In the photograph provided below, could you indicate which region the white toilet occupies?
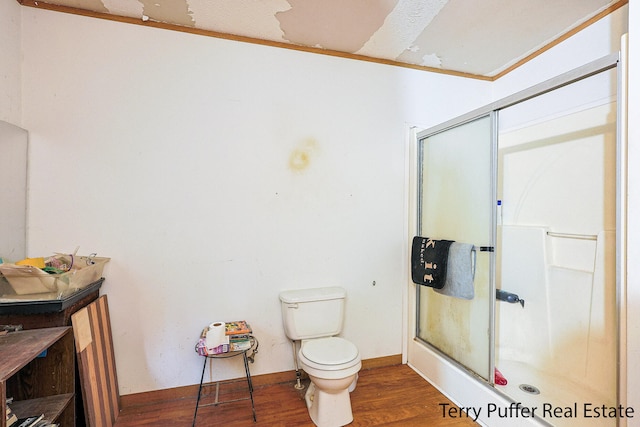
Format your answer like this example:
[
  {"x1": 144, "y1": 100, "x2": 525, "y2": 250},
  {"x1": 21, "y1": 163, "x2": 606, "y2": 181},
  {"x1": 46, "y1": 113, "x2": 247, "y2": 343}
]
[{"x1": 279, "y1": 286, "x2": 362, "y2": 427}]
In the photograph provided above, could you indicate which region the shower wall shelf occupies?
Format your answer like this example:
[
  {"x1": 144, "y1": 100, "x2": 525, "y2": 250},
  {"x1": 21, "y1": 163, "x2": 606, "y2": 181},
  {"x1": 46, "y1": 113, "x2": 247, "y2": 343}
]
[{"x1": 546, "y1": 231, "x2": 598, "y2": 240}]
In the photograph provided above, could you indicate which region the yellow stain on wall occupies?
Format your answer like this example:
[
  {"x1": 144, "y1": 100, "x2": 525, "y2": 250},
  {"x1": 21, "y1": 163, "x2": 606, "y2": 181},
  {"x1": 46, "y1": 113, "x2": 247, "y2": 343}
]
[{"x1": 289, "y1": 138, "x2": 318, "y2": 172}]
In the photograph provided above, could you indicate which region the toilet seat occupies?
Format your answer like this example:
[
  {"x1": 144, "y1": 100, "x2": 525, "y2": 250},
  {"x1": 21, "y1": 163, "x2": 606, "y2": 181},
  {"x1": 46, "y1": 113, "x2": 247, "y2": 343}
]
[{"x1": 299, "y1": 337, "x2": 360, "y2": 371}]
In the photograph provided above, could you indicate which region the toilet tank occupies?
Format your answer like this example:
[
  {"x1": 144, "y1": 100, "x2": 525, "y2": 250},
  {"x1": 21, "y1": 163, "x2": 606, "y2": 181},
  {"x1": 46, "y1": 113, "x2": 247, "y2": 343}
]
[{"x1": 279, "y1": 286, "x2": 346, "y2": 340}]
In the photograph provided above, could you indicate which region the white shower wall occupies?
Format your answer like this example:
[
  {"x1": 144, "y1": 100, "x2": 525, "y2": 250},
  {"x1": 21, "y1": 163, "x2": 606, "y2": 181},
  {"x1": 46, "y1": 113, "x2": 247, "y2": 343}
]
[{"x1": 496, "y1": 101, "x2": 617, "y2": 424}]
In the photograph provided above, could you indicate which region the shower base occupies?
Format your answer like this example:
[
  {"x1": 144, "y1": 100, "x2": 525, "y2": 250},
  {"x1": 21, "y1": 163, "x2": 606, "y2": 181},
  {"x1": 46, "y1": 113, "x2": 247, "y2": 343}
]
[{"x1": 494, "y1": 359, "x2": 616, "y2": 427}]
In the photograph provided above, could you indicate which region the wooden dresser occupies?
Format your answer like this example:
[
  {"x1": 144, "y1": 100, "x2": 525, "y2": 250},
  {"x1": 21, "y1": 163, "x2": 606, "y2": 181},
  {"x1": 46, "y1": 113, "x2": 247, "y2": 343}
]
[{"x1": 1, "y1": 327, "x2": 75, "y2": 427}]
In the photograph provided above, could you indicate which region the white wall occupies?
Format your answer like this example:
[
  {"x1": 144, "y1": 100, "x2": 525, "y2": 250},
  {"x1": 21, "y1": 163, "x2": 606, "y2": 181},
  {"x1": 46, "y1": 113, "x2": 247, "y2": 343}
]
[
  {"x1": 625, "y1": 0, "x2": 640, "y2": 423},
  {"x1": 19, "y1": 8, "x2": 491, "y2": 395},
  {"x1": 0, "y1": 0, "x2": 22, "y2": 125}
]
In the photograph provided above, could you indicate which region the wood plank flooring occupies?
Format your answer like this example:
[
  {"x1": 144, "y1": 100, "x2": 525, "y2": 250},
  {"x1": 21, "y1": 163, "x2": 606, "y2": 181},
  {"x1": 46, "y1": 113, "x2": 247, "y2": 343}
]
[{"x1": 115, "y1": 364, "x2": 478, "y2": 426}]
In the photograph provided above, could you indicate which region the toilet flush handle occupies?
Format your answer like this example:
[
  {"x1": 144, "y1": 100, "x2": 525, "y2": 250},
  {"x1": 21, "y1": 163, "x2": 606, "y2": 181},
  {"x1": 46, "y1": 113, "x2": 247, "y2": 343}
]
[{"x1": 286, "y1": 303, "x2": 299, "y2": 309}]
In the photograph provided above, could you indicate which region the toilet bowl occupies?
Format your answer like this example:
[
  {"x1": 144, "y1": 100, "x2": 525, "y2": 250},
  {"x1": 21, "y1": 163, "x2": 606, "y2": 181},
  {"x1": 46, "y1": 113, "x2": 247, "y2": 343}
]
[
  {"x1": 298, "y1": 337, "x2": 362, "y2": 427},
  {"x1": 279, "y1": 287, "x2": 361, "y2": 426}
]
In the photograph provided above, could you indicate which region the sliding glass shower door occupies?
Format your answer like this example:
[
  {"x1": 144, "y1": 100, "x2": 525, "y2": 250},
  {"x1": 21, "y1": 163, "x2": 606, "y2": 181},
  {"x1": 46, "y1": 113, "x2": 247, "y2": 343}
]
[
  {"x1": 410, "y1": 54, "x2": 620, "y2": 427},
  {"x1": 416, "y1": 115, "x2": 494, "y2": 380}
]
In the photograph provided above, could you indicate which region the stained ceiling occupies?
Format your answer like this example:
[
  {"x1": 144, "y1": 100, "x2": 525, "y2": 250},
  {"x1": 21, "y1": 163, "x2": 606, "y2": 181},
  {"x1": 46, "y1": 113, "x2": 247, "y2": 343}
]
[{"x1": 18, "y1": 0, "x2": 625, "y2": 79}]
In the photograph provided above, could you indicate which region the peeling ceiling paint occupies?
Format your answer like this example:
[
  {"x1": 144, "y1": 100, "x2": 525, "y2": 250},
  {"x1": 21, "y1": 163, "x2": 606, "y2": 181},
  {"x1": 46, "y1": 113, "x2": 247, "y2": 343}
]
[
  {"x1": 101, "y1": 0, "x2": 142, "y2": 18},
  {"x1": 396, "y1": 0, "x2": 617, "y2": 76},
  {"x1": 52, "y1": 0, "x2": 107, "y2": 14},
  {"x1": 356, "y1": 0, "x2": 448, "y2": 61},
  {"x1": 277, "y1": 0, "x2": 398, "y2": 53},
  {"x1": 188, "y1": 0, "x2": 290, "y2": 41},
  {"x1": 18, "y1": 0, "x2": 625, "y2": 78},
  {"x1": 139, "y1": 0, "x2": 194, "y2": 28}
]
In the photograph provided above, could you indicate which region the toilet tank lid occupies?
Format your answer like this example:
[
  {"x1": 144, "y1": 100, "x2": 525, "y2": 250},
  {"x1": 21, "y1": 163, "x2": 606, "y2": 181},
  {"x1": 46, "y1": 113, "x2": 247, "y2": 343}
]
[{"x1": 279, "y1": 286, "x2": 346, "y2": 303}]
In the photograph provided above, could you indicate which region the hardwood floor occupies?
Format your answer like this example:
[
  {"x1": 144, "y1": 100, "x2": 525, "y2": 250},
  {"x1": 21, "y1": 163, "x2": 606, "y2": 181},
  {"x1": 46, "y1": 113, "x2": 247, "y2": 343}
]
[{"x1": 115, "y1": 364, "x2": 478, "y2": 426}]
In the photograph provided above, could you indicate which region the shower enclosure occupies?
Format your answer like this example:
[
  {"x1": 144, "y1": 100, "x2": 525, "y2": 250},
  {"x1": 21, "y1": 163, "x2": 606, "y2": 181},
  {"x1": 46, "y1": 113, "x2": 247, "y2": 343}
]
[{"x1": 409, "y1": 54, "x2": 622, "y2": 427}]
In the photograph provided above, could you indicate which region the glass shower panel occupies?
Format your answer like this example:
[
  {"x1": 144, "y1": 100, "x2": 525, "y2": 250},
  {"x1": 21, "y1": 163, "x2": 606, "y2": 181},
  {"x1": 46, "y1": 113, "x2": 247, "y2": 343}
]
[
  {"x1": 495, "y1": 68, "x2": 617, "y2": 425},
  {"x1": 417, "y1": 115, "x2": 493, "y2": 380}
]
